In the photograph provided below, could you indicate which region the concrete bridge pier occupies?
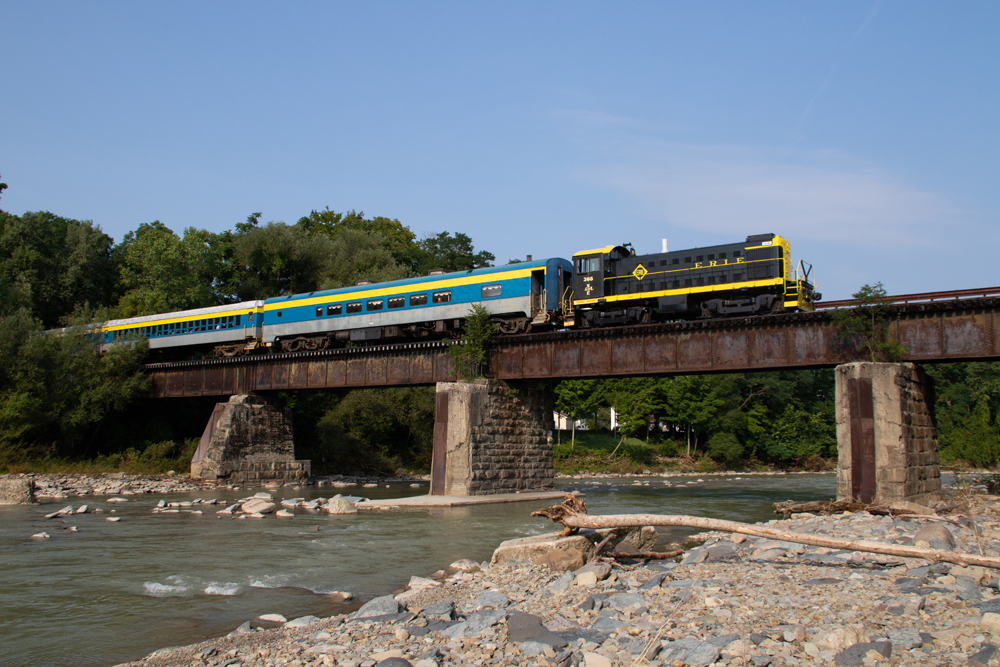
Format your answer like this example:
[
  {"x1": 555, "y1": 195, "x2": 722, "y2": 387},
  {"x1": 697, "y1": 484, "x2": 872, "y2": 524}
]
[
  {"x1": 190, "y1": 394, "x2": 311, "y2": 485},
  {"x1": 835, "y1": 362, "x2": 941, "y2": 505},
  {"x1": 430, "y1": 380, "x2": 554, "y2": 496}
]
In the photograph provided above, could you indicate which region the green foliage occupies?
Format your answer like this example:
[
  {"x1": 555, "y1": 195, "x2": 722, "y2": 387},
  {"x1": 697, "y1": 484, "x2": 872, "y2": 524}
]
[
  {"x1": 553, "y1": 368, "x2": 837, "y2": 467},
  {"x1": 927, "y1": 362, "x2": 1000, "y2": 467},
  {"x1": 312, "y1": 387, "x2": 434, "y2": 474},
  {"x1": 449, "y1": 304, "x2": 497, "y2": 380},
  {"x1": 708, "y1": 432, "x2": 743, "y2": 464},
  {"x1": 831, "y1": 282, "x2": 905, "y2": 362},
  {"x1": 0, "y1": 211, "x2": 116, "y2": 327},
  {"x1": 415, "y1": 231, "x2": 495, "y2": 273},
  {"x1": 0, "y1": 312, "x2": 150, "y2": 468},
  {"x1": 113, "y1": 222, "x2": 221, "y2": 317},
  {"x1": 297, "y1": 208, "x2": 420, "y2": 270}
]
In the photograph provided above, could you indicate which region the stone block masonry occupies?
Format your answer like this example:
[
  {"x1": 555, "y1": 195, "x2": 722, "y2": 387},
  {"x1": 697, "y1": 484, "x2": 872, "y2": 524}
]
[
  {"x1": 835, "y1": 362, "x2": 941, "y2": 505},
  {"x1": 432, "y1": 380, "x2": 553, "y2": 496},
  {"x1": 190, "y1": 395, "x2": 310, "y2": 485}
]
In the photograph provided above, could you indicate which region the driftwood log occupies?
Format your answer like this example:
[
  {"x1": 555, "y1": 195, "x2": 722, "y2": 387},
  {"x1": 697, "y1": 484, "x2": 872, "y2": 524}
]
[
  {"x1": 773, "y1": 500, "x2": 895, "y2": 517},
  {"x1": 533, "y1": 493, "x2": 1000, "y2": 570}
]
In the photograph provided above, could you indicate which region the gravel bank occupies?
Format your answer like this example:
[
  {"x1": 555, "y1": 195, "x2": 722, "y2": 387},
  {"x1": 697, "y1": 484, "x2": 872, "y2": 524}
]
[
  {"x1": 112, "y1": 490, "x2": 1000, "y2": 667},
  {"x1": 1, "y1": 472, "x2": 427, "y2": 500}
]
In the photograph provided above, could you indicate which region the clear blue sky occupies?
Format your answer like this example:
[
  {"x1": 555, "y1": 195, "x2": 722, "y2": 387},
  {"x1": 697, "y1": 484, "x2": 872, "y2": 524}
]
[{"x1": 1, "y1": 1, "x2": 997, "y2": 299}]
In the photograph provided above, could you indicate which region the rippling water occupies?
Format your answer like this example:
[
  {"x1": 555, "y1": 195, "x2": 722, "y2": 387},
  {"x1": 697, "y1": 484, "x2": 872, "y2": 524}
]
[{"x1": 0, "y1": 474, "x2": 838, "y2": 667}]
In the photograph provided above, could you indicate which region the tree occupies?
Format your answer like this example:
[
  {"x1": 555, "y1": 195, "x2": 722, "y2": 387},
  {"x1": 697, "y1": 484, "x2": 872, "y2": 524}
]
[
  {"x1": 415, "y1": 231, "x2": 495, "y2": 274},
  {"x1": 449, "y1": 304, "x2": 497, "y2": 380},
  {"x1": 832, "y1": 282, "x2": 905, "y2": 362},
  {"x1": 0, "y1": 211, "x2": 116, "y2": 327},
  {"x1": 297, "y1": 208, "x2": 420, "y2": 270},
  {"x1": 605, "y1": 378, "x2": 659, "y2": 440},
  {"x1": 113, "y1": 221, "x2": 219, "y2": 317},
  {"x1": 0, "y1": 174, "x2": 7, "y2": 201},
  {"x1": 0, "y1": 311, "x2": 150, "y2": 464},
  {"x1": 554, "y1": 380, "x2": 605, "y2": 449}
]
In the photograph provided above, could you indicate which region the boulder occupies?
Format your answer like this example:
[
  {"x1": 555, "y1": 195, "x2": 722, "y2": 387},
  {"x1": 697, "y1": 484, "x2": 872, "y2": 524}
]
[
  {"x1": 449, "y1": 559, "x2": 481, "y2": 572},
  {"x1": 407, "y1": 576, "x2": 440, "y2": 590},
  {"x1": 533, "y1": 548, "x2": 585, "y2": 572},
  {"x1": 240, "y1": 498, "x2": 275, "y2": 515},
  {"x1": 471, "y1": 591, "x2": 509, "y2": 610},
  {"x1": 507, "y1": 611, "x2": 568, "y2": 647},
  {"x1": 284, "y1": 615, "x2": 321, "y2": 628},
  {"x1": 573, "y1": 561, "x2": 612, "y2": 581},
  {"x1": 913, "y1": 523, "x2": 955, "y2": 549},
  {"x1": 817, "y1": 624, "x2": 868, "y2": 651},
  {"x1": 0, "y1": 478, "x2": 35, "y2": 505},
  {"x1": 327, "y1": 497, "x2": 358, "y2": 515},
  {"x1": 492, "y1": 532, "x2": 596, "y2": 565},
  {"x1": 356, "y1": 595, "x2": 401, "y2": 618}
]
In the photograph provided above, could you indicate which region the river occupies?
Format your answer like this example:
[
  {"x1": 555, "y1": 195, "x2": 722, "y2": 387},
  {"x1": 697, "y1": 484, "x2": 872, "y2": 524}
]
[{"x1": 0, "y1": 473, "x2": 841, "y2": 667}]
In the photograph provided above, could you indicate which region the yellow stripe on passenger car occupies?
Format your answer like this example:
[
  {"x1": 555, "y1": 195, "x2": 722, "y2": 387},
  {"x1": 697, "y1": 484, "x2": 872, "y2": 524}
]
[{"x1": 262, "y1": 267, "x2": 536, "y2": 312}]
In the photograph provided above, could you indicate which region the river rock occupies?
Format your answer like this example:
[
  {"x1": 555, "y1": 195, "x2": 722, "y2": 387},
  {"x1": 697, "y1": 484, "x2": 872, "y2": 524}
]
[
  {"x1": 240, "y1": 498, "x2": 275, "y2": 514},
  {"x1": 833, "y1": 641, "x2": 891, "y2": 666},
  {"x1": 817, "y1": 624, "x2": 868, "y2": 650},
  {"x1": 275, "y1": 510, "x2": 294, "y2": 518},
  {"x1": 914, "y1": 523, "x2": 956, "y2": 548},
  {"x1": 574, "y1": 561, "x2": 612, "y2": 581},
  {"x1": 408, "y1": 576, "x2": 440, "y2": 590},
  {"x1": 284, "y1": 615, "x2": 321, "y2": 627},
  {"x1": 981, "y1": 613, "x2": 1000, "y2": 634},
  {"x1": 327, "y1": 497, "x2": 357, "y2": 514},
  {"x1": 470, "y1": 591, "x2": 509, "y2": 610},
  {"x1": 491, "y1": 532, "x2": 595, "y2": 565},
  {"x1": 449, "y1": 559, "x2": 480, "y2": 572},
  {"x1": 442, "y1": 609, "x2": 505, "y2": 638},
  {"x1": 31, "y1": 532, "x2": 49, "y2": 539},
  {"x1": 374, "y1": 658, "x2": 412, "y2": 667},
  {"x1": 356, "y1": 595, "x2": 401, "y2": 618},
  {"x1": 257, "y1": 613, "x2": 286, "y2": 623},
  {"x1": 532, "y1": 547, "x2": 585, "y2": 571}
]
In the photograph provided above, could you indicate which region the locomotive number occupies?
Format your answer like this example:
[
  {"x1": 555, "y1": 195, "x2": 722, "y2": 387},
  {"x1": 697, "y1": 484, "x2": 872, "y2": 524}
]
[{"x1": 583, "y1": 276, "x2": 593, "y2": 282}]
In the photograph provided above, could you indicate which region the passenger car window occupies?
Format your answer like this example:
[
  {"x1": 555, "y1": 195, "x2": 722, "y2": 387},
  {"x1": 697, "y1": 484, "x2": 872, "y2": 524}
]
[
  {"x1": 432, "y1": 291, "x2": 451, "y2": 303},
  {"x1": 410, "y1": 294, "x2": 428, "y2": 306},
  {"x1": 481, "y1": 284, "x2": 502, "y2": 298}
]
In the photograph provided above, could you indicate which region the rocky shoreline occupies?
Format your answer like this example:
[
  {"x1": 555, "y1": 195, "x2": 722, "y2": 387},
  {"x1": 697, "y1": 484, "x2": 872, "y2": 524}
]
[
  {"x1": 0, "y1": 472, "x2": 427, "y2": 501},
  {"x1": 112, "y1": 486, "x2": 1000, "y2": 667}
]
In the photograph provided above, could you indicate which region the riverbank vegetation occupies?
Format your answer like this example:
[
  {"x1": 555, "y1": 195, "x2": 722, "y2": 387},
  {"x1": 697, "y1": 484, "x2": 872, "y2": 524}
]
[{"x1": 1, "y1": 178, "x2": 999, "y2": 475}]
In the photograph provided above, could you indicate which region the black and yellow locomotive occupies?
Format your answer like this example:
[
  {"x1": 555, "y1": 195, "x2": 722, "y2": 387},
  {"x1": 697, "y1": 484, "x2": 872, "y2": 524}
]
[{"x1": 567, "y1": 233, "x2": 819, "y2": 327}]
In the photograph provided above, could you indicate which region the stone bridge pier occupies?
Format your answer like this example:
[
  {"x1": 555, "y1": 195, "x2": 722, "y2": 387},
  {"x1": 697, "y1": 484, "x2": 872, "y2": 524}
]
[
  {"x1": 190, "y1": 394, "x2": 311, "y2": 485},
  {"x1": 430, "y1": 380, "x2": 554, "y2": 496},
  {"x1": 835, "y1": 362, "x2": 941, "y2": 506}
]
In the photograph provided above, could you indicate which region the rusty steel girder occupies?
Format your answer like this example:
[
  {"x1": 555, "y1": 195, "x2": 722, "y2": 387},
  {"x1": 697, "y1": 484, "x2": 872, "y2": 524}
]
[
  {"x1": 146, "y1": 298, "x2": 1000, "y2": 397},
  {"x1": 494, "y1": 298, "x2": 1000, "y2": 380},
  {"x1": 147, "y1": 342, "x2": 455, "y2": 398}
]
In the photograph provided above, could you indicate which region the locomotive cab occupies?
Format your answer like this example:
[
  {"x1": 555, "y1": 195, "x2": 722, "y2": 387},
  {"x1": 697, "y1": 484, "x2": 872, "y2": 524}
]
[{"x1": 572, "y1": 245, "x2": 630, "y2": 302}]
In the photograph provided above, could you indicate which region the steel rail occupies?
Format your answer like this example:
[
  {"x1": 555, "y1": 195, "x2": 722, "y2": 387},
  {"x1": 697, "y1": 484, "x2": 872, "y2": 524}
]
[{"x1": 816, "y1": 286, "x2": 1000, "y2": 310}]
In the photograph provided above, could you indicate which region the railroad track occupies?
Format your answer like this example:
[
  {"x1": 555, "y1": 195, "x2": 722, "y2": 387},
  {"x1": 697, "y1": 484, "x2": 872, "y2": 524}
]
[
  {"x1": 145, "y1": 287, "x2": 1000, "y2": 370},
  {"x1": 815, "y1": 286, "x2": 1000, "y2": 309}
]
